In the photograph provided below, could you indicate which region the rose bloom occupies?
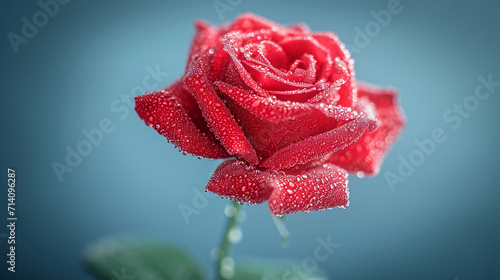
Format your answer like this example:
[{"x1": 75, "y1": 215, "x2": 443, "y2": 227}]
[{"x1": 135, "y1": 13, "x2": 404, "y2": 215}]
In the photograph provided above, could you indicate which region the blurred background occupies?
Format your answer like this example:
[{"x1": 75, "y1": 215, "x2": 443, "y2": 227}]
[{"x1": 1, "y1": 0, "x2": 499, "y2": 279}]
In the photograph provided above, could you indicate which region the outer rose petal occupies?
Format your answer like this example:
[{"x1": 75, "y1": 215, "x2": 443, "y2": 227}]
[
  {"x1": 206, "y1": 160, "x2": 275, "y2": 204},
  {"x1": 206, "y1": 160, "x2": 349, "y2": 215},
  {"x1": 228, "y1": 13, "x2": 280, "y2": 33},
  {"x1": 312, "y1": 33, "x2": 357, "y2": 107},
  {"x1": 222, "y1": 31, "x2": 274, "y2": 96},
  {"x1": 134, "y1": 81, "x2": 229, "y2": 159},
  {"x1": 268, "y1": 163, "x2": 349, "y2": 215},
  {"x1": 216, "y1": 82, "x2": 363, "y2": 160},
  {"x1": 288, "y1": 23, "x2": 310, "y2": 34},
  {"x1": 327, "y1": 83, "x2": 405, "y2": 175},
  {"x1": 184, "y1": 49, "x2": 259, "y2": 165},
  {"x1": 261, "y1": 113, "x2": 377, "y2": 171},
  {"x1": 312, "y1": 33, "x2": 351, "y2": 64},
  {"x1": 185, "y1": 21, "x2": 221, "y2": 73}
]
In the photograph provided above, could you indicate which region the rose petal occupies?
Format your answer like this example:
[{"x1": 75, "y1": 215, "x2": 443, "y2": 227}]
[
  {"x1": 211, "y1": 43, "x2": 231, "y2": 82},
  {"x1": 312, "y1": 33, "x2": 351, "y2": 63},
  {"x1": 327, "y1": 83, "x2": 405, "y2": 175},
  {"x1": 228, "y1": 13, "x2": 308, "y2": 36},
  {"x1": 184, "y1": 50, "x2": 259, "y2": 165},
  {"x1": 279, "y1": 35, "x2": 330, "y2": 65},
  {"x1": 268, "y1": 163, "x2": 349, "y2": 215},
  {"x1": 243, "y1": 53, "x2": 318, "y2": 86},
  {"x1": 288, "y1": 23, "x2": 310, "y2": 34},
  {"x1": 241, "y1": 41, "x2": 288, "y2": 70},
  {"x1": 222, "y1": 31, "x2": 277, "y2": 96},
  {"x1": 216, "y1": 81, "x2": 355, "y2": 123},
  {"x1": 228, "y1": 13, "x2": 281, "y2": 33},
  {"x1": 306, "y1": 83, "x2": 341, "y2": 104},
  {"x1": 223, "y1": 60, "x2": 250, "y2": 89},
  {"x1": 289, "y1": 54, "x2": 317, "y2": 84},
  {"x1": 218, "y1": 90, "x2": 332, "y2": 160},
  {"x1": 336, "y1": 76, "x2": 357, "y2": 108},
  {"x1": 312, "y1": 33, "x2": 356, "y2": 107},
  {"x1": 216, "y1": 82, "x2": 362, "y2": 160},
  {"x1": 269, "y1": 86, "x2": 322, "y2": 103},
  {"x1": 261, "y1": 112, "x2": 377, "y2": 171},
  {"x1": 206, "y1": 160, "x2": 275, "y2": 204},
  {"x1": 242, "y1": 60, "x2": 314, "y2": 90},
  {"x1": 135, "y1": 81, "x2": 229, "y2": 159},
  {"x1": 185, "y1": 21, "x2": 221, "y2": 73}
]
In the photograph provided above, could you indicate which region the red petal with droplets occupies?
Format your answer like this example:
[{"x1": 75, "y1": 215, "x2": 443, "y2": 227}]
[
  {"x1": 135, "y1": 81, "x2": 229, "y2": 159},
  {"x1": 216, "y1": 82, "x2": 362, "y2": 160},
  {"x1": 185, "y1": 21, "x2": 221, "y2": 73},
  {"x1": 242, "y1": 59, "x2": 314, "y2": 90},
  {"x1": 184, "y1": 50, "x2": 259, "y2": 165},
  {"x1": 288, "y1": 23, "x2": 310, "y2": 34},
  {"x1": 279, "y1": 35, "x2": 330, "y2": 65},
  {"x1": 327, "y1": 83, "x2": 405, "y2": 175},
  {"x1": 228, "y1": 13, "x2": 280, "y2": 33},
  {"x1": 268, "y1": 163, "x2": 349, "y2": 215},
  {"x1": 222, "y1": 31, "x2": 275, "y2": 96},
  {"x1": 312, "y1": 33, "x2": 351, "y2": 63},
  {"x1": 206, "y1": 160, "x2": 275, "y2": 204},
  {"x1": 312, "y1": 33, "x2": 356, "y2": 107},
  {"x1": 216, "y1": 81, "x2": 360, "y2": 123},
  {"x1": 261, "y1": 112, "x2": 377, "y2": 171},
  {"x1": 244, "y1": 41, "x2": 288, "y2": 70}
]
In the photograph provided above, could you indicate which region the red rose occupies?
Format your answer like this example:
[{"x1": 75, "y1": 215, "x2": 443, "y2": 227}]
[{"x1": 135, "y1": 13, "x2": 404, "y2": 215}]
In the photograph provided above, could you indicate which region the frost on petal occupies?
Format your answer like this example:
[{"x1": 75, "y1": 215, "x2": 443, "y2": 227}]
[
  {"x1": 134, "y1": 81, "x2": 229, "y2": 159},
  {"x1": 327, "y1": 83, "x2": 405, "y2": 175},
  {"x1": 184, "y1": 50, "x2": 259, "y2": 165},
  {"x1": 206, "y1": 160, "x2": 275, "y2": 204},
  {"x1": 261, "y1": 113, "x2": 377, "y2": 171},
  {"x1": 268, "y1": 163, "x2": 349, "y2": 215}
]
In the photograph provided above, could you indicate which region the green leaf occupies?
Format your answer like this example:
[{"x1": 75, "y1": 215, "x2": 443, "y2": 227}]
[
  {"x1": 234, "y1": 258, "x2": 330, "y2": 280},
  {"x1": 83, "y1": 235, "x2": 205, "y2": 280}
]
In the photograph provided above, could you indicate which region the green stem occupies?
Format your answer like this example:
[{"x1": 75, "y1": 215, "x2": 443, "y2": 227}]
[
  {"x1": 271, "y1": 215, "x2": 290, "y2": 247},
  {"x1": 216, "y1": 200, "x2": 241, "y2": 280}
]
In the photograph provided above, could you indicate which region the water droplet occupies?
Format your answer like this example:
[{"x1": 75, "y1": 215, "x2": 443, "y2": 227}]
[
  {"x1": 220, "y1": 257, "x2": 235, "y2": 279},
  {"x1": 224, "y1": 205, "x2": 237, "y2": 217},
  {"x1": 228, "y1": 227, "x2": 243, "y2": 244}
]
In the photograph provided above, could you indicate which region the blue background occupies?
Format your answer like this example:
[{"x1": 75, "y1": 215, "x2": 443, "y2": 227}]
[{"x1": 1, "y1": 0, "x2": 499, "y2": 279}]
